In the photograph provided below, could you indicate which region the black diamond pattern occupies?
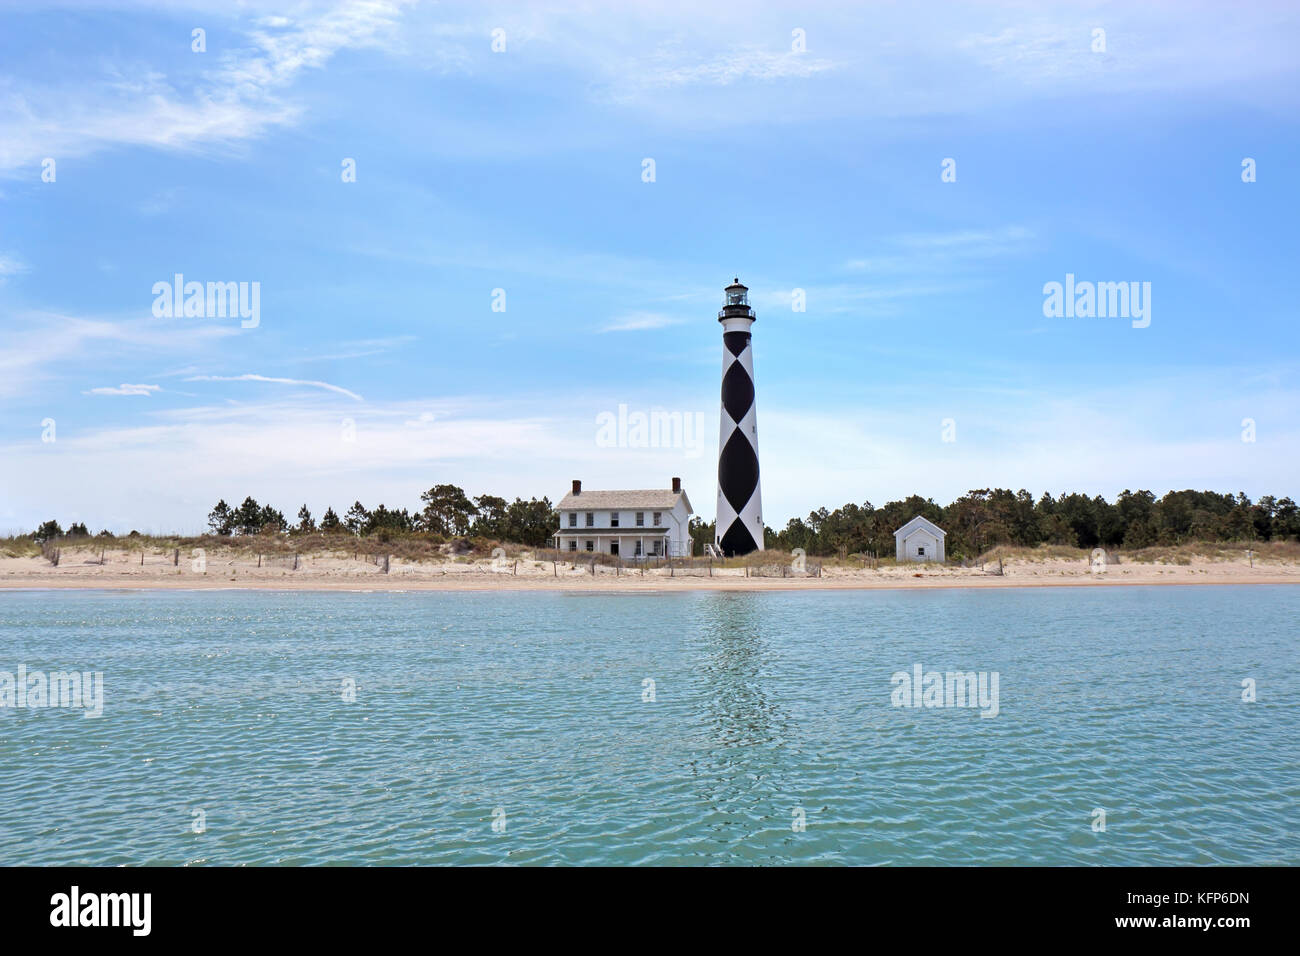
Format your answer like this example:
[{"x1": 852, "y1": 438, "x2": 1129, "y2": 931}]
[
  {"x1": 720, "y1": 360, "x2": 754, "y2": 424},
  {"x1": 718, "y1": 429, "x2": 759, "y2": 514},
  {"x1": 724, "y1": 331, "x2": 750, "y2": 357},
  {"x1": 719, "y1": 519, "x2": 758, "y2": 556}
]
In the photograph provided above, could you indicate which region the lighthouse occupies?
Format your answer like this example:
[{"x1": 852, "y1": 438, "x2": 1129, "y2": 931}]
[{"x1": 715, "y1": 278, "x2": 764, "y2": 556}]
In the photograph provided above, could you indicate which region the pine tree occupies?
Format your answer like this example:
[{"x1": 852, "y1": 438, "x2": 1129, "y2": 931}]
[
  {"x1": 207, "y1": 499, "x2": 234, "y2": 536},
  {"x1": 296, "y1": 505, "x2": 316, "y2": 533},
  {"x1": 258, "y1": 504, "x2": 287, "y2": 533},
  {"x1": 343, "y1": 501, "x2": 369, "y2": 536},
  {"x1": 235, "y1": 497, "x2": 262, "y2": 535}
]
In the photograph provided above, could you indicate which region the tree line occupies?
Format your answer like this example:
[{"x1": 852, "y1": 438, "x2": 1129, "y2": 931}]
[
  {"x1": 25, "y1": 486, "x2": 1299, "y2": 558},
  {"x1": 762, "y1": 488, "x2": 1300, "y2": 559},
  {"x1": 203, "y1": 484, "x2": 558, "y2": 547}
]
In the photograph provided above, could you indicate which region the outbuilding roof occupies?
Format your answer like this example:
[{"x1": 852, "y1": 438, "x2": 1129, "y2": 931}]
[{"x1": 894, "y1": 514, "x2": 946, "y2": 539}]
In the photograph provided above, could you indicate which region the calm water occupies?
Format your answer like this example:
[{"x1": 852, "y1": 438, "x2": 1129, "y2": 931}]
[{"x1": 1, "y1": 586, "x2": 1296, "y2": 866}]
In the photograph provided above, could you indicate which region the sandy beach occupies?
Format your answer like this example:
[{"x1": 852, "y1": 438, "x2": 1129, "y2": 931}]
[{"x1": 2, "y1": 543, "x2": 1296, "y2": 591}]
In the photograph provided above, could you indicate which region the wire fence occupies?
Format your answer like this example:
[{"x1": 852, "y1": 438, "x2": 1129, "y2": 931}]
[{"x1": 528, "y1": 550, "x2": 823, "y2": 578}]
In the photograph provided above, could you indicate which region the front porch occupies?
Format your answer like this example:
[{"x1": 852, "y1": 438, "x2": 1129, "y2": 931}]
[{"x1": 552, "y1": 529, "x2": 685, "y2": 559}]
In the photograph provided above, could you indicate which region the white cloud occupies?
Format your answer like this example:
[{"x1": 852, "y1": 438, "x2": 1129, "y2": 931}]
[
  {"x1": 635, "y1": 48, "x2": 837, "y2": 90},
  {"x1": 0, "y1": 254, "x2": 28, "y2": 278},
  {"x1": 0, "y1": 394, "x2": 601, "y2": 532},
  {"x1": 600, "y1": 312, "x2": 684, "y2": 333},
  {"x1": 845, "y1": 227, "x2": 1036, "y2": 274},
  {"x1": 290, "y1": 335, "x2": 418, "y2": 363},
  {"x1": 184, "y1": 374, "x2": 364, "y2": 401},
  {"x1": 0, "y1": 0, "x2": 415, "y2": 173},
  {"x1": 3, "y1": 370, "x2": 1296, "y2": 535},
  {"x1": 892, "y1": 227, "x2": 1036, "y2": 250},
  {"x1": 3, "y1": 0, "x2": 1295, "y2": 177},
  {"x1": 0, "y1": 310, "x2": 239, "y2": 398},
  {"x1": 84, "y1": 383, "x2": 162, "y2": 396},
  {"x1": 451, "y1": 1, "x2": 1299, "y2": 126}
]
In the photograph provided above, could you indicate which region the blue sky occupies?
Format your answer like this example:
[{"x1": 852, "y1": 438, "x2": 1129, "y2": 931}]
[{"x1": 1, "y1": 0, "x2": 1297, "y2": 534}]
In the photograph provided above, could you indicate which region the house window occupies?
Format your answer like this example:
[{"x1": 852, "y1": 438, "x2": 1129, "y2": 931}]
[
  {"x1": 568, "y1": 513, "x2": 577, "y2": 527},
  {"x1": 917, "y1": 546, "x2": 926, "y2": 556},
  {"x1": 585, "y1": 540, "x2": 594, "y2": 552},
  {"x1": 585, "y1": 512, "x2": 593, "y2": 527},
  {"x1": 636, "y1": 512, "x2": 644, "y2": 527},
  {"x1": 568, "y1": 540, "x2": 577, "y2": 551},
  {"x1": 652, "y1": 512, "x2": 661, "y2": 526},
  {"x1": 611, "y1": 513, "x2": 619, "y2": 527},
  {"x1": 635, "y1": 541, "x2": 642, "y2": 556},
  {"x1": 652, "y1": 540, "x2": 662, "y2": 555}
]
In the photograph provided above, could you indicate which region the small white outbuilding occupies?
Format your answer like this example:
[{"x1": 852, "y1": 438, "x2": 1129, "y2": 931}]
[{"x1": 894, "y1": 515, "x2": 946, "y2": 563}]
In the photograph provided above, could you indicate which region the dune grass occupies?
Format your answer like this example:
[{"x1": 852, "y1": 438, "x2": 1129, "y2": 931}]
[{"x1": 4, "y1": 533, "x2": 1296, "y2": 568}]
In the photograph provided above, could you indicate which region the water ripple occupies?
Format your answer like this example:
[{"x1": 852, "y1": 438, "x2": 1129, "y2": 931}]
[{"x1": 0, "y1": 586, "x2": 1296, "y2": 865}]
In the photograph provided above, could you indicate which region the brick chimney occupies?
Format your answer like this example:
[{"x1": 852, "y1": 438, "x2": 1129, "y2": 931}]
[
  {"x1": 572, "y1": 479, "x2": 582, "y2": 495},
  {"x1": 671, "y1": 477, "x2": 681, "y2": 494}
]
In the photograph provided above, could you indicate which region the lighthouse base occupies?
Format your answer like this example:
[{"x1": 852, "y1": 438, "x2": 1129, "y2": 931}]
[{"x1": 718, "y1": 520, "x2": 761, "y2": 557}]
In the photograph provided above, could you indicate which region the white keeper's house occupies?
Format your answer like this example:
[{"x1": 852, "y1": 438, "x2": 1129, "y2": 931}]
[
  {"x1": 894, "y1": 515, "x2": 946, "y2": 563},
  {"x1": 553, "y1": 478, "x2": 694, "y2": 558}
]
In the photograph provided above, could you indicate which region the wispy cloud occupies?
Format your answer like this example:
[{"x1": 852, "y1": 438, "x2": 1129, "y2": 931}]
[
  {"x1": 600, "y1": 312, "x2": 684, "y2": 333},
  {"x1": 184, "y1": 373, "x2": 363, "y2": 401},
  {"x1": 4, "y1": 372, "x2": 1297, "y2": 534},
  {"x1": 0, "y1": 0, "x2": 415, "y2": 173},
  {"x1": 636, "y1": 48, "x2": 837, "y2": 90},
  {"x1": 892, "y1": 227, "x2": 1035, "y2": 250},
  {"x1": 84, "y1": 383, "x2": 161, "y2": 396},
  {"x1": 0, "y1": 310, "x2": 238, "y2": 399},
  {"x1": 138, "y1": 188, "x2": 181, "y2": 217},
  {"x1": 845, "y1": 227, "x2": 1036, "y2": 273},
  {"x1": 289, "y1": 335, "x2": 417, "y2": 363}
]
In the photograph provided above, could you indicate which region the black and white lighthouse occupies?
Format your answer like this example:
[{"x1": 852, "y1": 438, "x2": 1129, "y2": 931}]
[{"x1": 715, "y1": 278, "x2": 764, "y2": 556}]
